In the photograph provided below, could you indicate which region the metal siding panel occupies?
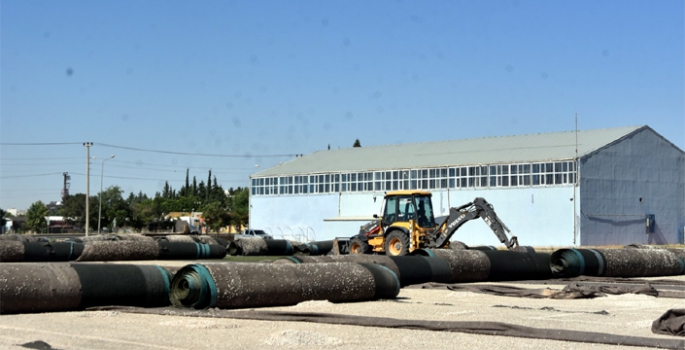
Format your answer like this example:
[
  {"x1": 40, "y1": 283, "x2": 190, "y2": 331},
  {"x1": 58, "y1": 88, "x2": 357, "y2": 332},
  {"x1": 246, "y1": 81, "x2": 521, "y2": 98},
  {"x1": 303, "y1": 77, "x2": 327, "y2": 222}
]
[{"x1": 580, "y1": 128, "x2": 685, "y2": 245}]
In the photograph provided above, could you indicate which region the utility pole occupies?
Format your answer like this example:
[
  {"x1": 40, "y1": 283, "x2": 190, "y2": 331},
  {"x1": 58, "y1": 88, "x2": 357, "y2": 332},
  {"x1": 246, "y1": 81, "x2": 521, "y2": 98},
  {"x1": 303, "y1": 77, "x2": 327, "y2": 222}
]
[
  {"x1": 83, "y1": 142, "x2": 93, "y2": 236},
  {"x1": 573, "y1": 112, "x2": 578, "y2": 246}
]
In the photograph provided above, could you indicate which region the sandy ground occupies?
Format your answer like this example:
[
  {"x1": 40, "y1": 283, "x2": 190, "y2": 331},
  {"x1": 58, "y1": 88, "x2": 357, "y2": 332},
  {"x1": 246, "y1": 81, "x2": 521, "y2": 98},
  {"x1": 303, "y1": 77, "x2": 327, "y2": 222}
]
[{"x1": 0, "y1": 261, "x2": 683, "y2": 350}]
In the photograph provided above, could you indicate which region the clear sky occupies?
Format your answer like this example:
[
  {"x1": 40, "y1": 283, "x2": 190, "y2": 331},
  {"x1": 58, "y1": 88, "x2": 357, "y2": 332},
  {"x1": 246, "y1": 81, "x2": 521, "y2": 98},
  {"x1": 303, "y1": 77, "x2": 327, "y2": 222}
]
[{"x1": 1, "y1": 0, "x2": 683, "y2": 210}]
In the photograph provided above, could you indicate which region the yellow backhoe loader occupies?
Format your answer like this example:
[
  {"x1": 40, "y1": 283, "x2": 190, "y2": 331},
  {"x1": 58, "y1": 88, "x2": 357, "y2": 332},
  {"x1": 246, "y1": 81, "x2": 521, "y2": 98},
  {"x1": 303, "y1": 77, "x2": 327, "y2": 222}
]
[{"x1": 349, "y1": 190, "x2": 520, "y2": 256}]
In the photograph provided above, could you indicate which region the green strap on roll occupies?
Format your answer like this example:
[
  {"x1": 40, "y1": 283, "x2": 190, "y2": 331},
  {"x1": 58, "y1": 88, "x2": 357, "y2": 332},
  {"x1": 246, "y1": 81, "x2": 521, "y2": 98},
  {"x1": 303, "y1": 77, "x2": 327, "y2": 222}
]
[{"x1": 170, "y1": 264, "x2": 218, "y2": 309}]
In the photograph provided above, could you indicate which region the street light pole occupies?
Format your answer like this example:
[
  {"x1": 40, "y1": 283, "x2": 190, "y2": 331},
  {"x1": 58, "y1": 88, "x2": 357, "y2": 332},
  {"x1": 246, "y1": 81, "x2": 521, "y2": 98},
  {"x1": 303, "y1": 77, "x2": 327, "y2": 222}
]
[
  {"x1": 98, "y1": 155, "x2": 115, "y2": 234},
  {"x1": 83, "y1": 142, "x2": 93, "y2": 236}
]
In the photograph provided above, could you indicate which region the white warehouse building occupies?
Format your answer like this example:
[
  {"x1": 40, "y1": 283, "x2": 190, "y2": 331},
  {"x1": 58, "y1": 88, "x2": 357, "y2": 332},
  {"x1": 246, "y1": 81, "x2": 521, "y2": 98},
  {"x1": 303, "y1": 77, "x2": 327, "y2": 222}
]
[{"x1": 250, "y1": 125, "x2": 685, "y2": 247}]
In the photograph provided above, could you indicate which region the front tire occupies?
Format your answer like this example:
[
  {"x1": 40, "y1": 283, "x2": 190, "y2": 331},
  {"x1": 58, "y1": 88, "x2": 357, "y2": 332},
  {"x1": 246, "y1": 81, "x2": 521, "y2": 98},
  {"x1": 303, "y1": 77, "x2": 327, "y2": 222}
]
[
  {"x1": 384, "y1": 231, "x2": 410, "y2": 256},
  {"x1": 349, "y1": 237, "x2": 371, "y2": 254}
]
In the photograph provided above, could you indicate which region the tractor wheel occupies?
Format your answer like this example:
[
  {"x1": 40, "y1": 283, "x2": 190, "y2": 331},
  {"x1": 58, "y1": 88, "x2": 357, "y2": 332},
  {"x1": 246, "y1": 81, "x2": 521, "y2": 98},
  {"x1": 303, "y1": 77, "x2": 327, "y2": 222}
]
[
  {"x1": 384, "y1": 231, "x2": 410, "y2": 256},
  {"x1": 349, "y1": 237, "x2": 371, "y2": 254}
]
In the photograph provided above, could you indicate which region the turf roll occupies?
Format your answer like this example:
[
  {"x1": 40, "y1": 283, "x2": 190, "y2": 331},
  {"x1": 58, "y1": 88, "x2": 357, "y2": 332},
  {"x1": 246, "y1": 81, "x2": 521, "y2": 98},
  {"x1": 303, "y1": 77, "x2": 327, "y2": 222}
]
[
  {"x1": 0, "y1": 263, "x2": 81, "y2": 314},
  {"x1": 22, "y1": 241, "x2": 84, "y2": 262},
  {"x1": 228, "y1": 238, "x2": 296, "y2": 256},
  {"x1": 624, "y1": 245, "x2": 685, "y2": 266},
  {"x1": 199, "y1": 236, "x2": 229, "y2": 246},
  {"x1": 162, "y1": 235, "x2": 200, "y2": 243},
  {"x1": 551, "y1": 248, "x2": 684, "y2": 278},
  {"x1": 79, "y1": 235, "x2": 121, "y2": 242},
  {"x1": 277, "y1": 255, "x2": 402, "y2": 279},
  {"x1": 550, "y1": 249, "x2": 605, "y2": 278},
  {"x1": 71, "y1": 263, "x2": 173, "y2": 308},
  {"x1": 0, "y1": 240, "x2": 25, "y2": 262},
  {"x1": 170, "y1": 262, "x2": 400, "y2": 310},
  {"x1": 158, "y1": 240, "x2": 226, "y2": 260},
  {"x1": 357, "y1": 263, "x2": 401, "y2": 299},
  {"x1": 481, "y1": 250, "x2": 553, "y2": 281},
  {"x1": 387, "y1": 255, "x2": 453, "y2": 286},
  {"x1": 414, "y1": 249, "x2": 491, "y2": 282},
  {"x1": 228, "y1": 238, "x2": 266, "y2": 256},
  {"x1": 276, "y1": 254, "x2": 452, "y2": 287},
  {"x1": 264, "y1": 239, "x2": 294, "y2": 255},
  {"x1": 76, "y1": 240, "x2": 159, "y2": 261},
  {"x1": 597, "y1": 249, "x2": 684, "y2": 277},
  {"x1": 295, "y1": 240, "x2": 335, "y2": 256}
]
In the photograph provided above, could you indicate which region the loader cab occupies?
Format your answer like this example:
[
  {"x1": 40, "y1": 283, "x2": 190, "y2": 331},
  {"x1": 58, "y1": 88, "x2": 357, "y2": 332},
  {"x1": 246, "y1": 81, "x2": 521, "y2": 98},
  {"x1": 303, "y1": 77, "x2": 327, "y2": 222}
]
[{"x1": 381, "y1": 190, "x2": 436, "y2": 228}]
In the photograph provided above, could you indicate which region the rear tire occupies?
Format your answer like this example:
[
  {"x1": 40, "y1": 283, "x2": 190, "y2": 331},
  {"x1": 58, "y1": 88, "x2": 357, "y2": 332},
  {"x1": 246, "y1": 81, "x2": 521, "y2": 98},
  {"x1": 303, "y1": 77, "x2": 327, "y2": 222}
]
[
  {"x1": 384, "y1": 231, "x2": 410, "y2": 256},
  {"x1": 349, "y1": 237, "x2": 371, "y2": 254}
]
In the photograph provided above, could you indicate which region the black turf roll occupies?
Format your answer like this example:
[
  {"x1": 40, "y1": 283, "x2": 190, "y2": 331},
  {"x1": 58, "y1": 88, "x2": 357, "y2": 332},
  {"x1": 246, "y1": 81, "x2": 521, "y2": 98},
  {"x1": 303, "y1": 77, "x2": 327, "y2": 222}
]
[
  {"x1": 358, "y1": 263, "x2": 401, "y2": 299},
  {"x1": 22, "y1": 242, "x2": 84, "y2": 261},
  {"x1": 482, "y1": 251, "x2": 553, "y2": 281},
  {"x1": 550, "y1": 249, "x2": 605, "y2": 278},
  {"x1": 264, "y1": 239, "x2": 294, "y2": 255},
  {"x1": 71, "y1": 264, "x2": 172, "y2": 308},
  {"x1": 309, "y1": 240, "x2": 335, "y2": 255},
  {"x1": 387, "y1": 256, "x2": 438, "y2": 286},
  {"x1": 163, "y1": 241, "x2": 195, "y2": 259},
  {"x1": 214, "y1": 237, "x2": 230, "y2": 246},
  {"x1": 207, "y1": 243, "x2": 228, "y2": 259}
]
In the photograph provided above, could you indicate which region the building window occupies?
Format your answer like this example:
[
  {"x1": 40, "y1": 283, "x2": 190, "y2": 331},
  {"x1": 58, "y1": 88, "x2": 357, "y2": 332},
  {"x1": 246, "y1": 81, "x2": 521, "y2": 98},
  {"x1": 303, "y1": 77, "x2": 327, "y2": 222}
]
[
  {"x1": 489, "y1": 165, "x2": 509, "y2": 187},
  {"x1": 250, "y1": 159, "x2": 577, "y2": 195}
]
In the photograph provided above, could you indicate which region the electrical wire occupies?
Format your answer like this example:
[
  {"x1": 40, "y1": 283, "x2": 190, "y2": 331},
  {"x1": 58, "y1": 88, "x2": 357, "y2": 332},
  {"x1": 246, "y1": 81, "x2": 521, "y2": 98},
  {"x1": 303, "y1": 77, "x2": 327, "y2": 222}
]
[
  {"x1": 105, "y1": 163, "x2": 254, "y2": 174},
  {"x1": 0, "y1": 142, "x2": 84, "y2": 145},
  {"x1": 110, "y1": 159, "x2": 255, "y2": 170},
  {"x1": 0, "y1": 157, "x2": 82, "y2": 160},
  {"x1": 66, "y1": 172, "x2": 248, "y2": 184},
  {"x1": 97, "y1": 143, "x2": 296, "y2": 158},
  {"x1": 0, "y1": 172, "x2": 65, "y2": 179}
]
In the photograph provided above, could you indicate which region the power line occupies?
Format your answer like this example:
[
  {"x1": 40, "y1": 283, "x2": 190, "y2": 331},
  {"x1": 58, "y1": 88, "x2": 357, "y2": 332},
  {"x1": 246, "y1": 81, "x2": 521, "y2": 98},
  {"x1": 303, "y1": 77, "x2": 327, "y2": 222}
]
[
  {"x1": 96, "y1": 143, "x2": 295, "y2": 158},
  {"x1": 106, "y1": 163, "x2": 255, "y2": 174},
  {"x1": 67, "y1": 172, "x2": 248, "y2": 184},
  {"x1": 0, "y1": 157, "x2": 82, "y2": 160},
  {"x1": 110, "y1": 159, "x2": 255, "y2": 170},
  {"x1": 0, "y1": 162, "x2": 84, "y2": 166},
  {"x1": 0, "y1": 142, "x2": 84, "y2": 146},
  {"x1": 0, "y1": 141, "x2": 299, "y2": 158},
  {"x1": 0, "y1": 172, "x2": 64, "y2": 179}
]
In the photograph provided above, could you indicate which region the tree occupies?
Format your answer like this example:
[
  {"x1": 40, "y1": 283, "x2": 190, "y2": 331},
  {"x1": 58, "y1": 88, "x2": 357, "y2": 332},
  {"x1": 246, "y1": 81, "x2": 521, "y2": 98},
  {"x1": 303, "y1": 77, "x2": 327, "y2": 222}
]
[
  {"x1": 0, "y1": 208, "x2": 7, "y2": 233},
  {"x1": 203, "y1": 202, "x2": 228, "y2": 233},
  {"x1": 129, "y1": 199, "x2": 157, "y2": 232},
  {"x1": 26, "y1": 201, "x2": 49, "y2": 233},
  {"x1": 210, "y1": 176, "x2": 226, "y2": 205},
  {"x1": 197, "y1": 180, "x2": 206, "y2": 203},
  {"x1": 232, "y1": 187, "x2": 250, "y2": 228},
  {"x1": 206, "y1": 170, "x2": 212, "y2": 201},
  {"x1": 353, "y1": 139, "x2": 361, "y2": 147},
  {"x1": 162, "y1": 181, "x2": 173, "y2": 199},
  {"x1": 60, "y1": 193, "x2": 87, "y2": 231},
  {"x1": 97, "y1": 186, "x2": 129, "y2": 233}
]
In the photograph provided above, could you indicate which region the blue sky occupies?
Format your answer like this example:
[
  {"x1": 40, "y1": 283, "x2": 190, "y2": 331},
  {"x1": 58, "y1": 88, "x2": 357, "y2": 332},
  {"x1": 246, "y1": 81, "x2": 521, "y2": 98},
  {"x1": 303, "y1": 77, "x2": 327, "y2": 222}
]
[{"x1": 1, "y1": 0, "x2": 683, "y2": 210}]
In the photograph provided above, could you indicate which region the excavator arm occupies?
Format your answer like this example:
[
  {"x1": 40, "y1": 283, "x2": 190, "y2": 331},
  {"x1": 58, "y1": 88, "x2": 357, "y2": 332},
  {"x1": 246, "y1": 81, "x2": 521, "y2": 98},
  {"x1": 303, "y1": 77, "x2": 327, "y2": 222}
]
[{"x1": 427, "y1": 197, "x2": 519, "y2": 250}]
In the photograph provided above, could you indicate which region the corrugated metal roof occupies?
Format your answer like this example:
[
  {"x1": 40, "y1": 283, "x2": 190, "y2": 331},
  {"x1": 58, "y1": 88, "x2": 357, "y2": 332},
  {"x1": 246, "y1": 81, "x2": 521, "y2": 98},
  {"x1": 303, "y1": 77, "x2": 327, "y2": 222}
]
[{"x1": 253, "y1": 125, "x2": 647, "y2": 177}]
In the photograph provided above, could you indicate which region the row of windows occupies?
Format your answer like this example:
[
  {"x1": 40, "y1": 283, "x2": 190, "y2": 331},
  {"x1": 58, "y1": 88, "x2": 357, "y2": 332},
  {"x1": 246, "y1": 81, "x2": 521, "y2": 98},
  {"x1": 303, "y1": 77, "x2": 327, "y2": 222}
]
[{"x1": 251, "y1": 161, "x2": 577, "y2": 195}]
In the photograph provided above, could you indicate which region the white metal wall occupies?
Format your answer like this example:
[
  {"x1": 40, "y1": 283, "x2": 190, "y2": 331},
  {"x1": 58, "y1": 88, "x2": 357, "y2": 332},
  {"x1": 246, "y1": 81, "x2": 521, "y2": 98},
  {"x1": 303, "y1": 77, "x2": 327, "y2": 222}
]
[{"x1": 251, "y1": 185, "x2": 577, "y2": 247}]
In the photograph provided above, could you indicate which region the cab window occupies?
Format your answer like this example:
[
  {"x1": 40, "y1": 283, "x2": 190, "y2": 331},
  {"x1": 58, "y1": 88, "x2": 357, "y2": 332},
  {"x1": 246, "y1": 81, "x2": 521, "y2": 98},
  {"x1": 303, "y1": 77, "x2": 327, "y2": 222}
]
[
  {"x1": 398, "y1": 196, "x2": 414, "y2": 222},
  {"x1": 383, "y1": 196, "x2": 398, "y2": 223},
  {"x1": 415, "y1": 195, "x2": 436, "y2": 228}
]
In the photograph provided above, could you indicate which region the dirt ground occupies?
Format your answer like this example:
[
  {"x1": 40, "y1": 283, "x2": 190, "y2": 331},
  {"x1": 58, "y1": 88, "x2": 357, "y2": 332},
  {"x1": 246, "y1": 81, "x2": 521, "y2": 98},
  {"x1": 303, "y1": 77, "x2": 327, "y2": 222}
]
[{"x1": 0, "y1": 261, "x2": 683, "y2": 350}]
